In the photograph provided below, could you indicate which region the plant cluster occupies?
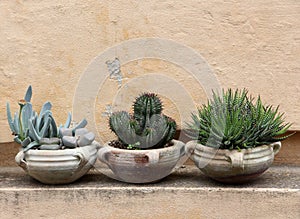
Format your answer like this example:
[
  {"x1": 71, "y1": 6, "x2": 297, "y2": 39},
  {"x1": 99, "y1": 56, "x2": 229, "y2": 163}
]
[
  {"x1": 187, "y1": 89, "x2": 294, "y2": 150},
  {"x1": 109, "y1": 93, "x2": 177, "y2": 149},
  {"x1": 7, "y1": 86, "x2": 92, "y2": 151}
]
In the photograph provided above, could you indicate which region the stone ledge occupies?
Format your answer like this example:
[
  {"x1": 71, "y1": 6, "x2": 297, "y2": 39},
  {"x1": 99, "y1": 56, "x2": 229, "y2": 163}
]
[
  {"x1": 0, "y1": 165, "x2": 299, "y2": 189},
  {"x1": 0, "y1": 165, "x2": 299, "y2": 219}
]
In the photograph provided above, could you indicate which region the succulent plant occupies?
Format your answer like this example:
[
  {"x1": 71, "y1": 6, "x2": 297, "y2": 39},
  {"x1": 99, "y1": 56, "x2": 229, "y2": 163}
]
[
  {"x1": 22, "y1": 105, "x2": 67, "y2": 152},
  {"x1": 7, "y1": 86, "x2": 34, "y2": 144},
  {"x1": 186, "y1": 88, "x2": 294, "y2": 150},
  {"x1": 109, "y1": 93, "x2": 177, "y2": 149},
  {"x1": 7, "y1": 86, "x2": 95, "y2": 152}
]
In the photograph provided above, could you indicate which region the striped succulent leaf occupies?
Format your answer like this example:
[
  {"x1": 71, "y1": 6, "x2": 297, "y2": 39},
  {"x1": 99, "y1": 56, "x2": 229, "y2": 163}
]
[{"x1": 186, "y1": 89, "x2": 294, "y2": 150}]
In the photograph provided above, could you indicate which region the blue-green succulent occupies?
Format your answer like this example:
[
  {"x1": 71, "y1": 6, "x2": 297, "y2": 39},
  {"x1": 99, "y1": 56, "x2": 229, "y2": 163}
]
[
  {"x1": 7, "y1": 86, "x2": 34, "y2": 145},
  {"x1": 7, "y1": 86, "x2": 93, "y2": 152}
]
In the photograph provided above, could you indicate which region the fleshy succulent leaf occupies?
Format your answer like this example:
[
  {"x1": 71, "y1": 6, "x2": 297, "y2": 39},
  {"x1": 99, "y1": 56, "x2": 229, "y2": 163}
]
[
  {"x1": 24, "y1": 85, "x2": 32, "y2": 102},
  {"x1": 28, "y1": 120, "x2": 41, "y2": 142},
  {"x1": 64, "y1": 112, "x2": 72, "y2": 128},
  {"x1": 21, "y1": 137, "x2": 31, "y2": 147},
  {"x1": 49, "y1": 114, "x2": 58, "y2": 137},
  {"x1": 13, "y1": 112, "x2": 20, "y2": 135},
  {"x1": 23, "y1": 141, "x2": 39, "y2": 152},
  {"x1": 21, "y1": 103, "x2": 33, "y2": 132},
  {"x1": 72, "y1": 119, "x2": 87, "y2": 135},
  {"x1": 6, "y1": 102, "x2": 16, "y2": 133},
  {"x1": 13, "y1": 136, "x2": 22, "y2": 144},
  {"x1": 39, "y1": 102, "x2": 52, "y2": 117},
  {"x1": 39, "y1": 116, "x2": 52, "y2": 138}
]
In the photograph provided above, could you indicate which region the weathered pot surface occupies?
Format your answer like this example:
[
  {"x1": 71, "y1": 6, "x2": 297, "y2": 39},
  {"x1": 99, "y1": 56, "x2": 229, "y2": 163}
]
[
  {"x1": 15, "y1": 141, "x2": 100, "y2": 184},
  {"x1": 185, "y1": 140, "x2": 281, "y2": 183},
  {"x1": 97, "y1": 140, "x2": 185, "y2": 183}
]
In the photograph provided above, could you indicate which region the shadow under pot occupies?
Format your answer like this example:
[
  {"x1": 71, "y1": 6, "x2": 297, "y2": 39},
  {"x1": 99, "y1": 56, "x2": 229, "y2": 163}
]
[
  {"x1": 185, "y1": 140, "x2": 281, "y2": 184},
  {"x1": 97, "y1": 140, "x2": 185, "y2": 183},
  {"x1": 15, "y1": 142, "x2": 99, "y2": 184}
]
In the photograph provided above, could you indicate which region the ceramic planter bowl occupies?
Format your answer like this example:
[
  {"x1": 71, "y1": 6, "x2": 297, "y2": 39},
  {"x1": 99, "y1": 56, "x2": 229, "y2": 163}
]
[
  {"x1": 97, "y1": 140, "x2": 185, "y2": 183},
  {"x1": 185, "y1": 140, "x2": 281, "y2": 183},
  {"x1": 15, "y1": 142, "x2": 100, "y2": 184}
]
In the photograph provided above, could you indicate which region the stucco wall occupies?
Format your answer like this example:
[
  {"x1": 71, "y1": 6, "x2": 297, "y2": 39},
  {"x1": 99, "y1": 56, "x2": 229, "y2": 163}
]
[{"x1": 0, "y1": 0, "x2": 299, "y2": 143}]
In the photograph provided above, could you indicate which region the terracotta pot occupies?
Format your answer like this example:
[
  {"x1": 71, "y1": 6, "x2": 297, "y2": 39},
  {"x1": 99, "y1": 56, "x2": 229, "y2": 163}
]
[
  {"x1": 185, "y1": 140, "x2": 281, "y2": 183},
  {"x1": 97, "y1": 140, "x2": 185, "y2": 183},
  {"x1": 15, "y1": 142, "x2": 100, "y2": 184}
]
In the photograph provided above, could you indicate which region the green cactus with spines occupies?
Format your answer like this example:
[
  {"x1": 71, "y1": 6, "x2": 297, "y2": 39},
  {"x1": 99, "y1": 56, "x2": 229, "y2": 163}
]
[
  {"x1": 109, "y1": 93, "x2": 177, "y2": 149},
  {"x1": 133, "y1": 93, "x2": 163, "y2": 132},
  {"x1": 109, "y1": 111, "x2": 138, "y2": 146}
]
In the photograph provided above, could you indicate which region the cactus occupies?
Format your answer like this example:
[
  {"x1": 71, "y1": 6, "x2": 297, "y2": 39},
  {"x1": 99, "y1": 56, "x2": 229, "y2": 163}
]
[
  {"x1": 186, "y1": 88, "x2": 294, "y2": 150},
  {"x1": 109, "y1": 93, "x2": 177, "y2": 149}
]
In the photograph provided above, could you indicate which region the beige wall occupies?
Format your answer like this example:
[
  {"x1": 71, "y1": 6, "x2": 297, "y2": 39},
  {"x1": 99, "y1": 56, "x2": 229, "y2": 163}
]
[{"x1": 0, "y1": 0, "x2": 299, "y2": 143}]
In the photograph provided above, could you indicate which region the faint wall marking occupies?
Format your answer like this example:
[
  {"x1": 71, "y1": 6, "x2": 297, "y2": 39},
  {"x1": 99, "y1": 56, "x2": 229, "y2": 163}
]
[
  {"x1": 106, "y1": 58, "x2": 122, "y2": 87},
  {"x1": 101, "y1": 104, "x2": 113, "y2": 117}
]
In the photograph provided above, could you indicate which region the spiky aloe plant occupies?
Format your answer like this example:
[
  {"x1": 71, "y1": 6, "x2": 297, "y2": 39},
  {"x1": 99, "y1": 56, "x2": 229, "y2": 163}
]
[
  {"x1": 186, "y1": 89, "x2": 294, "y2": 150},
  {"x1": 109, "y1": 93, "x2": 177, "y2": 149}
]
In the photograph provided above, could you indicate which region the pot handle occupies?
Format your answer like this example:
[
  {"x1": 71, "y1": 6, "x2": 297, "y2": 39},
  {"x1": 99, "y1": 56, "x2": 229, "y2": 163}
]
[
  {"x1": 227, "y1": 151, "x2": 245, "y2": 170},
  {"x1": 185, "y1": 141, "x2": 196, "y2": 160},
  {"x1": 180, "y1": 144, "x2": 186, "y2": 157},
  {"x1": 15, "y1": 151, "x2": 28, "y2": 172},
  {"x1": 270, "y1": 142, "x2": 281, "y2": 156},
  {"x1": 145, "y1": 150, "x2": 160, "y2": 165},
  {"x1": 97, "y1": 147, "x2": 111, "y2": 164},
  {"x1": 73, "y1": 150, "x2": 89, "y2": 170}
]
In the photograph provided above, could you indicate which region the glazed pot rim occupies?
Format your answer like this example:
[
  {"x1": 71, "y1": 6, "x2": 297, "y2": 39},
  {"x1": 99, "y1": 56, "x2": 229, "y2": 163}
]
[
  {"x1": 102, "y1": 139, "x2": 184, "y2": 153},
  {"x1": 22, "y1": 141, "x2": 100, "y2": 155},
  {"x1": 187, "y1": 140, "x2": 280, "y2": 152}
]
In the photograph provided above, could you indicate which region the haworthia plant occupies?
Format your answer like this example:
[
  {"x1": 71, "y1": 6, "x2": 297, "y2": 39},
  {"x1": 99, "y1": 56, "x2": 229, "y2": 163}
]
[
  {"x1": 109, "y1": 93, "x2": 177, "y2": 149},
  {"x1": 186, "y1": 88, "x2": 294, "y2": 150}
]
